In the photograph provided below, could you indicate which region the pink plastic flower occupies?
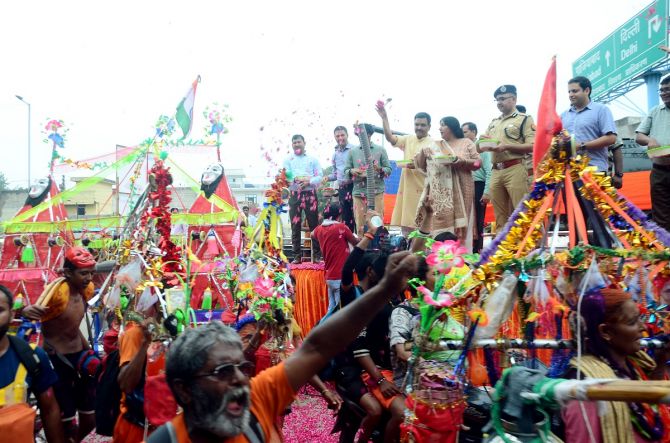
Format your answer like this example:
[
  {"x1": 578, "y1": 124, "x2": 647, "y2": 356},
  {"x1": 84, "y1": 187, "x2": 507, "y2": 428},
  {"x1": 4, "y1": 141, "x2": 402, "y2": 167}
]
[
  {"x1": 416, "y1": 285, "x2": 433, "y2": 299},
  {"x1": 45, "y1": 119, "x2": 63, "y2": 131},
  {"x1": 425, "y1": 240, "x2": 467, "y2": 275},
  {"x1": 254, "y1": 277, "x2": 275, "y2": 297},
  {"x1": 423, "y1": 291, "x2": 454, "y2": 307}
]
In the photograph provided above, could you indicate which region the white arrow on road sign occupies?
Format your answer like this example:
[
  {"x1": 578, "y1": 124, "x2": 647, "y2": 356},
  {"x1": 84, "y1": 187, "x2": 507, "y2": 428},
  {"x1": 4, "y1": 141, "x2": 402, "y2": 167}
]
[
  {"x1": 605, "y1": 50, "x2": 611, "y2": 67},
  {"x1": 649, "y1": 15, "x2": 661, "y2": 38}
]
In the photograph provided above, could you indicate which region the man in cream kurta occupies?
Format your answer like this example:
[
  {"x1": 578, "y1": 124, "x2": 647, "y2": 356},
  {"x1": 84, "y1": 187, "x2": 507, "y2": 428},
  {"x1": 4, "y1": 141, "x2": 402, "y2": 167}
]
[{"x1": 377, "y1": 104, "x2": 433, "y2": 233}]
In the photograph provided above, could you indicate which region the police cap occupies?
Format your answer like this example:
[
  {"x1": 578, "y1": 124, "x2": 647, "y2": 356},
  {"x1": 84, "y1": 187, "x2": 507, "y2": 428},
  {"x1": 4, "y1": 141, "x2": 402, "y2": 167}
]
[{"x1": 494, "y1": 84, "x2": 517, "y2": 98}]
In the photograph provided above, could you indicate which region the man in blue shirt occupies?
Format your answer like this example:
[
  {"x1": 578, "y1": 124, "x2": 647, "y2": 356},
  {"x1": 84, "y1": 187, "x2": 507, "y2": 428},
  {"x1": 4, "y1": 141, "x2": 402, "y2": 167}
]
[
  {"x1": 560, "y1": 76, "x2": 618, "y2": 247},
  {"x1": 326, "y1": 126, "x2": 355, "y2": 233},
  {"x1": 560, "y1": 76, "x2": 617, "y2": 172},
  {"x1": 283, "y1": 134, "x2": 323, "y2": 262},
  {"x1": 0, "y1": 285, "x2": 64, "y2": 442}
]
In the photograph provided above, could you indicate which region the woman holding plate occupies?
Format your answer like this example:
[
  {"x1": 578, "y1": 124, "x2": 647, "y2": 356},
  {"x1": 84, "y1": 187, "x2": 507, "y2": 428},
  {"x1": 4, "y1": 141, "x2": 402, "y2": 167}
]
[{"x1": 414, "y1": 116, "x2": 480, "y2": 251}]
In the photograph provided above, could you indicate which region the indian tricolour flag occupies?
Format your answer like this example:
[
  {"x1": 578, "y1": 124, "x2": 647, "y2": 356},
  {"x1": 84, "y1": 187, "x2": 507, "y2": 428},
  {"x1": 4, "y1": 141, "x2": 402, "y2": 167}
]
[{"x1": 175, "y1": 76, "x2": 200, "y2": 140}]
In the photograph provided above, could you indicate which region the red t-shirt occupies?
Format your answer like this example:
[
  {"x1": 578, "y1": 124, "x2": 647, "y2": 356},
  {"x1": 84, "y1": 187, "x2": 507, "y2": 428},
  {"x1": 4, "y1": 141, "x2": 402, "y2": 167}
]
[{"x1": 311, "y1": 221, "x2": 355, "y2": 280}]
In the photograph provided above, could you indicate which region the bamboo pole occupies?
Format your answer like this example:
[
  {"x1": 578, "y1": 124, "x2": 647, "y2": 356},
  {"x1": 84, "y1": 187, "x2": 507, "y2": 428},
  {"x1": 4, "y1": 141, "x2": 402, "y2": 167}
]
[
  {"x1": 433, "y1": 337, "x2": 669, "y2": 351},
  {"x1": 579, "y1": 380, "x2": 670, "y2": 403}
]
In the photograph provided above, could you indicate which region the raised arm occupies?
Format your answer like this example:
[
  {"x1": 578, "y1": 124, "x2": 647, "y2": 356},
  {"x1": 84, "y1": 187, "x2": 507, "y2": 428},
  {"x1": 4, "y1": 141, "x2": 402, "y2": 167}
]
[
  {"x1": 284, "y1": 251, "x2": 418, "y2": 392},
  {"x1": 376, "y1": 103, "x2": 399, "y2": 146},
  {"x1": 340, "y1": 215, "x2": 379, "y2": 292},
  {"x1": 118, "y1": 320, "x2": 152, "y2": 393}
]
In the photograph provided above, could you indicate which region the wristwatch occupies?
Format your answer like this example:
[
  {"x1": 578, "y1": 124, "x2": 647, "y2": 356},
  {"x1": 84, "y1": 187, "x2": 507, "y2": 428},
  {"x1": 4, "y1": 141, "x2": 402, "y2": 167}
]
[{"x1": 614, "y1": 172, "x2": 624, "y2": 177}]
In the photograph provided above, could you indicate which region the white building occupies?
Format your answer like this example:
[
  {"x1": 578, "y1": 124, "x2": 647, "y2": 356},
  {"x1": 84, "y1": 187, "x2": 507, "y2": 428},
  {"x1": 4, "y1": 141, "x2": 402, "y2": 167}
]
[{"x1": 225, "y1": 168, "x2": 269, "y2": 208}]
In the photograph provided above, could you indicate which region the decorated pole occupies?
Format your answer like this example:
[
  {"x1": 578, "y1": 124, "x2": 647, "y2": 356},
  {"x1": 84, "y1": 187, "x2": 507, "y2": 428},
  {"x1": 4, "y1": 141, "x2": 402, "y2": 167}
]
[
  {"x1": 203, "y1": 103, "x2": 232, "y2": 164},
  {"x1": 43, "y1": 119, "x2": 67, "y2": 175}
]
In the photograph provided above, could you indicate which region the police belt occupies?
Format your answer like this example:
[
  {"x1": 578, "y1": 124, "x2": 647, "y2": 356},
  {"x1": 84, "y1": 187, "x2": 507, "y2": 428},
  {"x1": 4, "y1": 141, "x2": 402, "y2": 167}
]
[{"x1": 492, "y1": 158, "x2": 523, "y2": 170}]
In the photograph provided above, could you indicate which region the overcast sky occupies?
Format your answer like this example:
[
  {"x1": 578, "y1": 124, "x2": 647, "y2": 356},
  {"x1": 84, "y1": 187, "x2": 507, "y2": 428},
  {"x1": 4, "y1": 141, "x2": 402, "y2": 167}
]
[{"x1": 0, "y1": 0, "x2": 660, "y2": 190}]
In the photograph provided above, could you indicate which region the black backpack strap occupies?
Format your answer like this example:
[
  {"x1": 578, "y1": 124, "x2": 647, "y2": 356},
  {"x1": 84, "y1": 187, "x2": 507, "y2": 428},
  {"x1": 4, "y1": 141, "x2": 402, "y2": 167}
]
[
  {"x1": 146, "y1": 421, "x2": 177, "y2": 443},
  {"x1": 8, "y1": 334, "x2": 41, "y2": 380},
  {"x1": 243, "y1": 411, "x2": 265, "y2": 443}
]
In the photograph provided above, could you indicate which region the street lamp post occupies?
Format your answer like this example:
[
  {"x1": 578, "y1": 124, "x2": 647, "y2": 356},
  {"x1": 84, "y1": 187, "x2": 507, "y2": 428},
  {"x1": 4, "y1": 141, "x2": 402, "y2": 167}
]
[{"x1": 15, "y1": 95, "x2": 31, "y2": 186}]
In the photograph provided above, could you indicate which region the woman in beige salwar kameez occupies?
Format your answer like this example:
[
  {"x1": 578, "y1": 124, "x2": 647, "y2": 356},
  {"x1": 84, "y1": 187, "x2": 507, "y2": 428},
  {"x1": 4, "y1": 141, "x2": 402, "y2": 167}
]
[{"x1": 414, "y1": 116, "x2": 480, "y2": 251}]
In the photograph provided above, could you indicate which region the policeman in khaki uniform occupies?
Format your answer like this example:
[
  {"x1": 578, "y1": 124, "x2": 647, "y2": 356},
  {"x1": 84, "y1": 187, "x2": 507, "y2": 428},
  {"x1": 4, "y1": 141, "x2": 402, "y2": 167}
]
[{"x1": 479, "y1": 84, "x2": 536, "y2": 231}]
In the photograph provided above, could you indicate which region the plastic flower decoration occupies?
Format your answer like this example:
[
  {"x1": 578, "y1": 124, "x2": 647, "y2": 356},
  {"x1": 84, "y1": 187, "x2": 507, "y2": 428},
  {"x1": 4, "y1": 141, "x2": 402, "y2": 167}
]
[
  {"x1": 468, "y1": 308, "x2": 489, "y2": 327},
  {"x1": 202, "y1": 103, "x2": 232, "y2": 140},
  {"x1": 254, "y1": 277, "x2": 275, "y2": 297},
  {"x1": 234, "y1": 282, "x2": 254, "y2": 302},
  {"x1": 419, "y1": 286, "x2": 454, "y2": 307},
  {"x1": 43, "y1": 119, "x2": 67, "y2": 148},
  {"x1": 155, "y1": 115, "x2": 176, "y2": 138},
  {"x1": 416, "y1": 285, "x2": 433, "y2": 298},
  {"x1": 426, "y1": 240, "x2": 467, "y2": 275},
  {"x1": 45, "y1": 119, "x2": 63, "y2": 131}
]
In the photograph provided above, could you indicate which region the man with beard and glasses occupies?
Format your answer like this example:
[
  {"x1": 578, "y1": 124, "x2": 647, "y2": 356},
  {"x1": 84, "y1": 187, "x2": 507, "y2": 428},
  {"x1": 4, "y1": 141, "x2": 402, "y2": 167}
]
[
  {"x1": 149, "y1": 250, "x2": 419, "y2": 443},
  {"x1": 21, "y1": 247, "x2": 99, "y2": 442},
  {"x1": 0, "y1": 285, "x2": 64, "y2": 443}
]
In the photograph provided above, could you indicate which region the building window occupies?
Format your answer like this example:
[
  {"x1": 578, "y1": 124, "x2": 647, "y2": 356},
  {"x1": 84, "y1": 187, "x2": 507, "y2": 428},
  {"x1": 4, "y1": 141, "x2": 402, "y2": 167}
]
[
  {"x1": 77, "y1": 204, "x2": 86, "y2": 216},
  {"x1": 246, "y1": 196, "x2": 257, "y2": 205}
]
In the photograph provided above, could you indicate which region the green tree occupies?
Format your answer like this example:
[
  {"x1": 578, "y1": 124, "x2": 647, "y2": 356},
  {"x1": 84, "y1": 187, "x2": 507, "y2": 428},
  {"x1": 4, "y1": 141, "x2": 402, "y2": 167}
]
[{"x1": 0, "y1": 172, "x2": 7, "y2": 191}]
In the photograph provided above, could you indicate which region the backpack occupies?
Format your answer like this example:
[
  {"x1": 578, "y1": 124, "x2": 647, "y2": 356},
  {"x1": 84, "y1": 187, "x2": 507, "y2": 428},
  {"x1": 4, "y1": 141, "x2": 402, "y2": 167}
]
[
  {"x1": 146, "y1": 411, "x2": 266, "y2": 443},
  {"x1": 94, "y1": 349, "x2": 122, "y2": 436},
  {"x1": 0, "y1": 335, "x2": 42, "y2": 406},
  {"x1": 0, "y1": 336, "x2": 42, "y2": 442},
  {"x1": 7, "y1": 335, "x2": 41, "y2": 380}
]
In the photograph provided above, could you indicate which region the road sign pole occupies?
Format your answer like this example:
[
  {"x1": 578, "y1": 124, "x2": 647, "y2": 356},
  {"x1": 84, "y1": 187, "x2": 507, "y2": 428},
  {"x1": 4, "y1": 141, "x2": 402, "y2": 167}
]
[{"x1": 645, "y1": 71, "x2": 661, "y2": 110}]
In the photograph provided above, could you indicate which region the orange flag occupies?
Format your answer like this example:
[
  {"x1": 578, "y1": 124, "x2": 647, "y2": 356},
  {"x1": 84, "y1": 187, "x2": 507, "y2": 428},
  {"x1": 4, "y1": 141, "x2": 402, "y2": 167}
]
[{"x1": 533, "y1": 56, "x2": 562, "y2": 170}]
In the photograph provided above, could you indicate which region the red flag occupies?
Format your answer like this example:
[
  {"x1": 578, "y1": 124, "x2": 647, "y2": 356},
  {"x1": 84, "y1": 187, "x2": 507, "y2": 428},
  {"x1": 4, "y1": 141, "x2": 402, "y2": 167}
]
[{"x1": 533, "y1": 56, "x2": 562, "y2": 170}]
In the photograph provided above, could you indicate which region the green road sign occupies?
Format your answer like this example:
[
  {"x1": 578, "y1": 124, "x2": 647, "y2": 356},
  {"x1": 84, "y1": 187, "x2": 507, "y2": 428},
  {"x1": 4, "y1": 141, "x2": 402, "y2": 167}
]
[{"x1": 573, "y1": 0, "x2": 668, "y2": 100}]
